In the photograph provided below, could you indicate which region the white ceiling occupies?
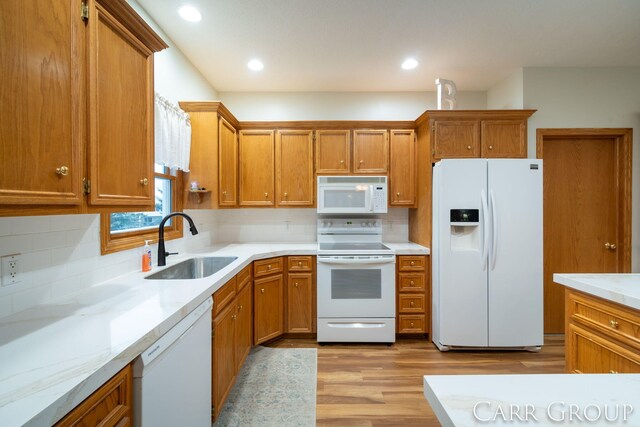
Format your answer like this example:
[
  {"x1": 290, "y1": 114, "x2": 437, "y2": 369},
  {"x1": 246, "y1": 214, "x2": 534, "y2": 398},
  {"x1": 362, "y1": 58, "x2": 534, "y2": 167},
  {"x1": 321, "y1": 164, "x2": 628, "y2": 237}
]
[{"x1": 136, "y1": 0, "x2": 640, "y2": 92}]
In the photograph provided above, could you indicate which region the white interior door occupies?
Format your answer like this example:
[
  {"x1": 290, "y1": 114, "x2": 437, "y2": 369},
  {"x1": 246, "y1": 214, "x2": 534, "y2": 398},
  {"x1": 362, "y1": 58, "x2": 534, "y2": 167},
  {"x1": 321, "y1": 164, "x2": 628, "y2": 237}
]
[
  {"x1": 487, "y1": 159, "x2": 543, "y2": 347},
  {"x1": 437, "y1": 159, "x2": 488, "y2": 347}
]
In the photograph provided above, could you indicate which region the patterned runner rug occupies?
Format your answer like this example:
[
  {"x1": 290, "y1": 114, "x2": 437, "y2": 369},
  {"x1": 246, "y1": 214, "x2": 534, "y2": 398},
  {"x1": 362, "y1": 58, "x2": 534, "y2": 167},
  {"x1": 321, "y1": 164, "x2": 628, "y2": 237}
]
[{"x1": 213, "y1": 346, "x2": 317, "y2": 426}]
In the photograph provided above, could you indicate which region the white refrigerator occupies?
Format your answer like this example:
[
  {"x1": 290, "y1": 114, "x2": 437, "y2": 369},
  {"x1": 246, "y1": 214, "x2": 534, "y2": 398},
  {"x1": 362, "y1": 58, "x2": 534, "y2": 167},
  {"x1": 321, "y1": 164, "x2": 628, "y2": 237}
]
[{"x1": 432, "y1": 159, "x2": 543, "y2": 351}]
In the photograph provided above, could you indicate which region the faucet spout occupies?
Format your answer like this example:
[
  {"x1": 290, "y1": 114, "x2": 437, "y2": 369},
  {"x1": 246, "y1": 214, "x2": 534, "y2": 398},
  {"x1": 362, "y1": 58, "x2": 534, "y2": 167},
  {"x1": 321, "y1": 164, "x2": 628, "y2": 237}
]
[{"x1": 157, "y1": 212, "x2": 199, "y2": 267}]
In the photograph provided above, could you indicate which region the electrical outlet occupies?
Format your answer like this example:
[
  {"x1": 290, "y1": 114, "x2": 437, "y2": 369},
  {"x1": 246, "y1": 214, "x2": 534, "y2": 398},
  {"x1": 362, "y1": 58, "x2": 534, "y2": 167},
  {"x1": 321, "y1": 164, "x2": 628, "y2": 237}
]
[{"x1": 1, "y1": 254, "x2": 21, "y2": 287}]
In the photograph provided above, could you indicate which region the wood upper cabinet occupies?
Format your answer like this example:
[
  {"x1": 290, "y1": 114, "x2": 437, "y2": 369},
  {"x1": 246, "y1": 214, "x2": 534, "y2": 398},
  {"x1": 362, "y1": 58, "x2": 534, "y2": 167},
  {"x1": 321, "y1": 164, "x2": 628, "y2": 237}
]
[
  {"x1": 315, "y1": 130, "x2": 351, "y2": 174},
  {"x1": 239, "y1": 130, "x2": 275, "y2": 207},
  {"x1": 0, "y1": 0, "x2": 83, "y2": 208},
  {"x1": 428, "y1": 110, "x2": 535, "y2": 162},
  {"x1": 353, "y1": 129, "x2": 389, "y2": 173},
  {"x1": 219, "y1": 117, "x2": 238, "y2": 206},
  {"x1": 254, "y1": 261, "x2": 284, "y2": 344},
  {"x1": 389, "y1": 130, "x2": 416, "y2": 207},
  {"x1": 481, "y1": 120, "x2": 527, "y2": 158},
  {"x1": 565, "y1": 289, "x2": 640, "y2": 374},
  {"x1": 433, "y1": 120, "x2": 480, "y2": 159},
  {"x1": 276, "y1": 130, "x2": 314, "y2": 207},
  {"x1": 55, "y1": 365, "x2": 132, "y2": 427},
  {"x1": 87, "y1": 0, "x2": 166, "y2": 208}
]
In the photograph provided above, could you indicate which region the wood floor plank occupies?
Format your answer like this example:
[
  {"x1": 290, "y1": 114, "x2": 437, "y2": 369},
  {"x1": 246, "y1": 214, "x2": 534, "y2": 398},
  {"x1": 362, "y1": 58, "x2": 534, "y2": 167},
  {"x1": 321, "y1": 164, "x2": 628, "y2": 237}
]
[{"x1": 268, "y1": 336, "x2": 565, "y2": 425}]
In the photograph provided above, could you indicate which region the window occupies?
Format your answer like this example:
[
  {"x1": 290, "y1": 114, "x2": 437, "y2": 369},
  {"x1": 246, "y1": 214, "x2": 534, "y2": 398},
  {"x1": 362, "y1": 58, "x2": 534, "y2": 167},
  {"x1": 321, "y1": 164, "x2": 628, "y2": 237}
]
[{"x1": 100, "y1": 165, "x2": 183, "y2": 254}]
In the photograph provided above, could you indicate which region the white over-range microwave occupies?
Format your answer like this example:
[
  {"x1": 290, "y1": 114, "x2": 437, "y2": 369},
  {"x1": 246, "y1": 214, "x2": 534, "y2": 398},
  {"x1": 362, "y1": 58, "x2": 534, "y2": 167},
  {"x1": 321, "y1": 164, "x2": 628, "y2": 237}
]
[{"x1": 317, "y1": 176, "x2": 387, "y2": 214}]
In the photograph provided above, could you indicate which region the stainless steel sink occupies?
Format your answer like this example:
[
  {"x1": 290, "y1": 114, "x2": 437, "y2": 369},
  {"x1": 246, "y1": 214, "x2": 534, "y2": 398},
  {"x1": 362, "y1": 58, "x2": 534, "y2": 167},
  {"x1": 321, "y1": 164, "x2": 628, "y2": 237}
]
[{"x1": 145, "y1": 256, "x2": 237, "y2": 280}]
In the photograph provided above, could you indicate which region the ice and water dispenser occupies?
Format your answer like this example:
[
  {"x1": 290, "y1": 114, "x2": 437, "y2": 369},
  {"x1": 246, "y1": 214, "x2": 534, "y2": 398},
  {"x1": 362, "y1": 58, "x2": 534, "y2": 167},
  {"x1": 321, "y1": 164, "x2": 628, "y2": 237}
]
[{"x1": 449, "y1": 209, "x2": 480, "y2": 251}]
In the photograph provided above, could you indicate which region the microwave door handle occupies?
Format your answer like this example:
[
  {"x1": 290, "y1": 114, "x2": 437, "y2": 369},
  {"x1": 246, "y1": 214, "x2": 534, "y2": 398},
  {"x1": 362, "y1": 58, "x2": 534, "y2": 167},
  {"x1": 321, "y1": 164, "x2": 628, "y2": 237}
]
[
  {"x1": 317, "y1": 257, "x2": 395, "y2": 265},
  {"x1": 369, "y1": 185, "x2": 374, "y2": 211}
]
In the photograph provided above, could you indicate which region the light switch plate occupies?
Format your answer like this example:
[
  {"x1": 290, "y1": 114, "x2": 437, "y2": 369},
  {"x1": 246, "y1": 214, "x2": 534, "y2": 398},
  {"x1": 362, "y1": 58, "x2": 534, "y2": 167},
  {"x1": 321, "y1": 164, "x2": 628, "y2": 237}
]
[{"x1": 1, "y1": 254, "x2": 22, "y2": 287}]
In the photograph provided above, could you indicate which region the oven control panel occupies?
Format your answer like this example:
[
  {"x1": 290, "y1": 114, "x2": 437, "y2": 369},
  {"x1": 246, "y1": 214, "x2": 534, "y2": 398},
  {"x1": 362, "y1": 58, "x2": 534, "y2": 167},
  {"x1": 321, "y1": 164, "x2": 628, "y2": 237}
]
[{"x1": 318, "y1": 218, "x2": 382, "y2": 234}]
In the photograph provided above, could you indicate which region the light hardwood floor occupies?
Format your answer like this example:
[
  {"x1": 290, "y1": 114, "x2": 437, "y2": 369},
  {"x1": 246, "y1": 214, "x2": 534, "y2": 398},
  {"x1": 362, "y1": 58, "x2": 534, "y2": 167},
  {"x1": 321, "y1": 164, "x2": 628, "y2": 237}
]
[{"x1": 268, "y1": 336, "x2": 565, "y2": 426}]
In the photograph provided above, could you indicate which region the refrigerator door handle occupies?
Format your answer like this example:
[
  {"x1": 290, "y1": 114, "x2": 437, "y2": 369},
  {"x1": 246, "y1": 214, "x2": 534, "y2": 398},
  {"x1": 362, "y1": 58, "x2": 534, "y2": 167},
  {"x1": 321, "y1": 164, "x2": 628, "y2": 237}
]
[
  {"x1": 490, "y1": 190, "x2": 498, "y2": 270},
  {"x1": 481, "y1": 190, "x2": 490, "y2": 271}
]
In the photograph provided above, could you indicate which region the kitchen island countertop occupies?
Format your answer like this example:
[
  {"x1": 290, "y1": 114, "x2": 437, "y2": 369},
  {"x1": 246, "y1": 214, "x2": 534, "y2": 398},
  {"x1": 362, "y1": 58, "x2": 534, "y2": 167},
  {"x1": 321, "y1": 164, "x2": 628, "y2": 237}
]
[
  {"x1": 553, "y1": 273, "x2": 640, "y2": 310},
  {"x1": 0, "y1": 241, "x2": 428, "y2": 427}
]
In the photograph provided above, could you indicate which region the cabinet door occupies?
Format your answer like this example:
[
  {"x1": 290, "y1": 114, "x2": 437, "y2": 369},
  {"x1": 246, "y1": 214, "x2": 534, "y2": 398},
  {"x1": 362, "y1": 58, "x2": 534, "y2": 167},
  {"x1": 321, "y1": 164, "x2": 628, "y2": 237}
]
[
  {"x1": 87, "y1": 1, "x2": 154, "y2": 207},
  {"x1": 567, "y1": 324, "x2": 640, "y2": 374},
  {"x1": 213, "y1": 302, "x2": 236, "y2": 418},
  {"x1": 287, "y1": 273, "x2": 314, "y2": 333},
  {"x1": 276, "y1": 130, "x2": 314, "y2": 207},
  {"x1": 389, "y1": 130, "x2": 416, "y2": 206},
  {"x1": 218, "y1": 116, "x2": 238, "y2": 206},
  {"x1": 432, "y1": 120, "x2": 480, "y2": 160},
  {"x1": 353, "y1": 129, "x2": 389, "y2": 173},
  {"x1": 239, "y1": 130, "x2": 275, "y2": 206},
  {"x1": 481, "y1": 120, "x2": 527, "y2": 158},
  {"x1": 235, "y1": 283, "x2": 253, "y2": 372},
  {"x1": 254, "y1": 274, "x2": 284, "y2": 344},
  {"x1": 315, "y1": 130, "x2": 350, "y2": 174},
  {"x1": 0, "y1": 0, "x2": 83, "y2": 207}
]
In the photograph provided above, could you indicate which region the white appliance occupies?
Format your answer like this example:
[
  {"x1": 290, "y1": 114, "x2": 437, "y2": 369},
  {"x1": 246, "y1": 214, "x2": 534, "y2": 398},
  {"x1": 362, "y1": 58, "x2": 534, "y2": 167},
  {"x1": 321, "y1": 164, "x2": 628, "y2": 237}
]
[
  {"x1": 432, "y1": 159, "x2": 543, "y2": 351},
  {"x1": 317, "y1": 176, "x2": 388, "y2": 214},
  {"x1": 317, "y1": 218, "x2": 396, "y2": 342},
  {"x1": 133, "y1": 297, "x2": 212, "y2": 427}
]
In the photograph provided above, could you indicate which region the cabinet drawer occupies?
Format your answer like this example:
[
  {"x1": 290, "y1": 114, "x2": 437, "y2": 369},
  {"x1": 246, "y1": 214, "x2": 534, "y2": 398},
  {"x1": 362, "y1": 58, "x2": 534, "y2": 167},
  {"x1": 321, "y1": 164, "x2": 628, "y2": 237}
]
[
  {"x1": 398, "y1": 273, "x2": 425, "y2": 292},
  {"x1": 214, "y1": 277, "x2": 236, "y2": 316},
  {"x1": 567, "y1": 324, "x2": 640, "y2": 374},
  {"x1": 568, "y1": 291, "x2": 640, "y2": 349},
  {"x1": 288, "y1": 256, "x2": 314, "y2": 272},
  {"x1": 254, "y1": 257, "x2": 284, "y2": 278},
  {"x1": 398, "y1": 294, "x2": 425, "y2": 313},
  {"x1": 55, "y1": 365, "x2": 132, "y2": 427},
  {"x1": 398, "y1": 256, "x2": 426, "y2": 271},
  {"x1": 236, "y1": 264, "x2": 253, "y2": 292},
  {"x1": 398, "y1": 315, "x2": 426, "y2": 333}
]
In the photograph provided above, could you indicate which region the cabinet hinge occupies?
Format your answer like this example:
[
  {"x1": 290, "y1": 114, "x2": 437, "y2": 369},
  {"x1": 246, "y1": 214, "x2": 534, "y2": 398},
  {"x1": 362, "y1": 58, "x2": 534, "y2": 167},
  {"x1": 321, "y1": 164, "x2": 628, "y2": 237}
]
[
  {"x1": 312, "y1": 132, "x2": 316, "y2": 143},
  {"x1": 83, "y1": 178, "x2": 91, "y2": 195},
  {"x1": 81, "y1": 1, "x2": 89, "y2": 21}
]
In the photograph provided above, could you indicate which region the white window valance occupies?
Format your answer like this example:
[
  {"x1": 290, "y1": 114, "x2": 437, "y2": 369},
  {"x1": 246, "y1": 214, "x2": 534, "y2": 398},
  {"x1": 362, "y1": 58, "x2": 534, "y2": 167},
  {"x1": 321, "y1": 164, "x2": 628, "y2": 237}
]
[{"x1": 154, "y1": 93, "x2": 191, "y2": 171}]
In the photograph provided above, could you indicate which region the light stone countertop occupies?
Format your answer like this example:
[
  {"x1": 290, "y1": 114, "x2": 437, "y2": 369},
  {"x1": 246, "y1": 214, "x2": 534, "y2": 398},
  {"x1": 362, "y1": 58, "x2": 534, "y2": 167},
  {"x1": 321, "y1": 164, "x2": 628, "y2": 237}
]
[
  {"x1": 0, "y1": 241, "x2": 428, "y2": 427},
  {"x1": 553, "y1": 274, "x2": 640, "y2": 311},
  {"x1": 424, "y1": 374, "x2": 640, "y2": 426}
]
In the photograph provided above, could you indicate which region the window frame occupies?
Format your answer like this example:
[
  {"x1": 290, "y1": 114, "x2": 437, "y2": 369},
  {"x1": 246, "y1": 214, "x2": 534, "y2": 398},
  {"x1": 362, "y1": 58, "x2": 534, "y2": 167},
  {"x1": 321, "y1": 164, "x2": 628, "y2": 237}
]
[{"x1": 100, "y1": 167, "x2": 184, "y2": 255}]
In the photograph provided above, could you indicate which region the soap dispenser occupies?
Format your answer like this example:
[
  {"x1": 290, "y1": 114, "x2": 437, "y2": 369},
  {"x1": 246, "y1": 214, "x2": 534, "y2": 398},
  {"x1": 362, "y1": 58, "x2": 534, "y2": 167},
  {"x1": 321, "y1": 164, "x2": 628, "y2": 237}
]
[{"x1": 142, "y1": 240, "x2": 152, "y2": 272}]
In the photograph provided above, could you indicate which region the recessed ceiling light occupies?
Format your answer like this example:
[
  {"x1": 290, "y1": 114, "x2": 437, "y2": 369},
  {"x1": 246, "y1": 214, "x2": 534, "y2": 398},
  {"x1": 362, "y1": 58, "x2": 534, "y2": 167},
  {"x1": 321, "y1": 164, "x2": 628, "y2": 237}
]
[
  {"x1": 247, "y1": 59, "x2": 264, "y2": 71},
  {"x1": 401, "y1": 58, "x2": 418, "y2": 70},
  {"x1": 178, "y1": 5, "x2": 202, "y2": 22}
]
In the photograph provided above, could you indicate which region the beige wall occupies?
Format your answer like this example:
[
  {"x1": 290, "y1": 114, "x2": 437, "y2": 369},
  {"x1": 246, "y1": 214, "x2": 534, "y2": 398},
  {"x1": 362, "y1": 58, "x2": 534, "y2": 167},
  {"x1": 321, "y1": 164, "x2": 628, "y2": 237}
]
[{"x1": 487, "y1": 69, "x2": 524, "y2": 109}]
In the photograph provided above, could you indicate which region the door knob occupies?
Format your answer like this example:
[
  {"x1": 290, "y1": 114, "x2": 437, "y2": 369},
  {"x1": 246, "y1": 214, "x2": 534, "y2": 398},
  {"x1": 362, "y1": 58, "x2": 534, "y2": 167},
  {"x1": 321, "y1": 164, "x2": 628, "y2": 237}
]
[{"x1": 604, "y1": 242, "x2": 617, "y2": 250}]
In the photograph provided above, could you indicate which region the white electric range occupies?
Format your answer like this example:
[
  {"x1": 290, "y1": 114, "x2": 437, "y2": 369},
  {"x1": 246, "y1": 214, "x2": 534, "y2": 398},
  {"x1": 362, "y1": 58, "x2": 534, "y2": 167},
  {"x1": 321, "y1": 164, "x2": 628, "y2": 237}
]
[{"x1": 316, "y1": 218, "x2": 396, "y2": 343}]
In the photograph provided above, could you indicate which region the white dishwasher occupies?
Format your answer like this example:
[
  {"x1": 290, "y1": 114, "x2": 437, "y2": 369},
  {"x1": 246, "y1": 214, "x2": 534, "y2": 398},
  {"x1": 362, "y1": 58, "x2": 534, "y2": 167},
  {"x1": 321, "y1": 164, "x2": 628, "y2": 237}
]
[{"x1": 133, "y1": 297, "x2": 212, "y2": 427}]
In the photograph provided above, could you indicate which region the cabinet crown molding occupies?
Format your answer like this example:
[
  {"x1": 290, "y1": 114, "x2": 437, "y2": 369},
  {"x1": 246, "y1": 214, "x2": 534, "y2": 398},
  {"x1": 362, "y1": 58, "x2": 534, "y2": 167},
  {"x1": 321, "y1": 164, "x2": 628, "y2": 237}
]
[
  {"x1": 415, "y1": 109, "x2": 536, "y2": 126},
  {"x1": 97, "y1": 0, "x2": 168, "y2": 52}
]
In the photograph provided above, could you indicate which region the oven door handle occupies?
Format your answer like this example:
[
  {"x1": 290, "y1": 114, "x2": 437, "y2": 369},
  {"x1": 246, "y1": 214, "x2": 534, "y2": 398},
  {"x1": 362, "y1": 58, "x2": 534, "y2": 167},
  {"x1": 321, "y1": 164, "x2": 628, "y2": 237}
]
[{"x1": 317, "y1": 256, "x2": 395, "y2": 265}]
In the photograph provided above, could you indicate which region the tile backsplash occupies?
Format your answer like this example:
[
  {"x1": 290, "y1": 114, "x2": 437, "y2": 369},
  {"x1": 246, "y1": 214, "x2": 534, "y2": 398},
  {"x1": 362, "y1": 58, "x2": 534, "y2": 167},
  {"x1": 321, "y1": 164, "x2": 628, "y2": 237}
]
[{"x1": 0, "y1": 207, "x2": 410, "y2": 317}]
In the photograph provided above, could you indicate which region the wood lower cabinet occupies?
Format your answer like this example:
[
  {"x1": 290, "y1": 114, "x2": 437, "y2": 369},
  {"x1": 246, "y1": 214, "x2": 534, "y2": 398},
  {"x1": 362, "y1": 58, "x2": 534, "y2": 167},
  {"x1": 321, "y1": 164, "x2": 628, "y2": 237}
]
[
  {"x1": 254, "y1": 257, "x2": 284, "y2": 344},
  {"x1": 565, "y1": 289, "x2": 640, "y2": 374},
  {"x1": 212, "y1": 264, "x2": 253, "y2": 419},
  {"x1": 239, "y1": 130, "x2": 275, "y2": 207},
  {"x1": 389, "y1": 130, "x2": 416, "y2": 207},
  {"x1": 397, "y1": 255, "x2": 429, "y2": 335},
  {"x1": 286, "y1": 256, "x2": 315, "y2": 334},
  {"x1": 275, "y1": 130, "x2": 314, "y2": 207},
  {"x1": 55, "y1": 365, "x2": 132, "y2": 427}
]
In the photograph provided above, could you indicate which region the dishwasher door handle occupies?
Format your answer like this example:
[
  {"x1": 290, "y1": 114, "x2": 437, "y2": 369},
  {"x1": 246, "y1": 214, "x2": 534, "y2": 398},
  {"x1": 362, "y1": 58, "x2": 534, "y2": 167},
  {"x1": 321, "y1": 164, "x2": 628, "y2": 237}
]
[{"x1": 317, "y1": 256, "x2": 395, "y2": 265}]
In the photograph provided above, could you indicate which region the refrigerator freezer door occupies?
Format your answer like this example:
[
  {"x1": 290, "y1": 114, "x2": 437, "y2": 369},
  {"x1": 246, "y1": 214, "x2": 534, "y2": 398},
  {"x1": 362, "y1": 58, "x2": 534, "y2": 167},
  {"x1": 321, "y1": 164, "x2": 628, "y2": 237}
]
[
  {"x1": 436, "y1": 159, "x2": 489, "y2": 347},
  {"x1": 487, "y1": 159, "x2": 543, "y2": 347}
]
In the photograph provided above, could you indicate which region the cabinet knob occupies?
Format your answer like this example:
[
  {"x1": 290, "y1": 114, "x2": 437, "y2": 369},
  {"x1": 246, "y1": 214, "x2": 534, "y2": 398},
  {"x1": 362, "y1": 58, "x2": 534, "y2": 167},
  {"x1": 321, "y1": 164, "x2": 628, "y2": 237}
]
[
  {"x1": 610, "y1": 370, "x2": 619, "y2": 374},
  {"x1": 264, "y1": 192, "x2": 269, "y2": 198},
  {"x1": 604, "y1": 242, "x2": 617, "y2": 250},
  {"x1": 410, "y1": 280, "x2": 415, "y2": 285},
  {"x1": 140, "y1": 178, "x2": 149, "y2": 186},
  {"x1": 410, "y1": 301, "x2": 415, "y2": 307},
  {"x1": 298, "y1": 261, "x2": 302, "y2": 266},
  {"x1": 396, "y1": 192, "x2": 400, "y2": 197},
  {"x1": 489, "y1": 145, "x2": 494, "y2": 150},
  {"x1": 410, "y1": 261, "x2": 415, "y2": 266},
  {"x1": 609, "y1": 319, "x2": 619, "y2": 329},
  {"x1": 55, "y1": 166, "x2": 69, "y2": 176},
  {"x1": 410, "y1": 322, "x2": 415, "y2": 327},
  {"x1": 284, "y1": 192, "x2": 288, "y2": 198},
  {"x1": 260, "y1": 288, "x2": 265, "y2": 294},
  {"x1": 238, "y1": 304, "x2": 243, "y2": 311},
  {"x1": 232, "y1": 314, "x2": 237, "y2": 320},
  {"x1": 359, "y1": 160, "x2": 364, "y2": 164},
  {"x1": 222, "y1": 190, "x2": 227, "y2": 196},
  {"x1": 267, "y1": 264, "x2": 271, "y2": 269},
  {"x1": 295, "y1": 282, "x2": 299, "y2": 288},
  {"x1": 467, "y1": 145, "x2": 472, "y2": 150}
]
